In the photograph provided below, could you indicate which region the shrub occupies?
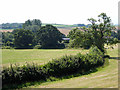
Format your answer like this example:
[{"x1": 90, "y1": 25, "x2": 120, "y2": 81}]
[
  {"x1": 2, "y1": 63, "x2": 47, "y2": 85},
  {"x1": 2, "y1": 46, "x2": 13, "y2": 49},
  {"x1": 89, "y1": 46, "x2": 104, "y2": 56},
  {"x1": 34, "y1": 45, "x2": 42, "y2": 49},
  {"x1": 2, "y1": 47, "x2": 105, "y2": 88}
]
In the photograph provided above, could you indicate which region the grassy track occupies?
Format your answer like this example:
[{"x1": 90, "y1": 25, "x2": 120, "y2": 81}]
[
  {"x1": 2, "y1": 49, "x2": 88, "y2": 67},
  {"x1": 27, "y1": 45, "x2": 118, "y2": 88}
]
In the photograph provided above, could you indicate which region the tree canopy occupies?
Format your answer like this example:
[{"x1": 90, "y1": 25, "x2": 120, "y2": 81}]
[
  {"x1": 68, "y1": 28, "x2": 92, "y2": 49},
  {"x1": 23, "y1": 19, "x2": 42, "y2": 28},
  {"x1": 88, "y1": 13, "x2": 117, "y2": 53},
  {"x1": 36, "y1": 24, "x2": 64, "y2": 48},
  {"x1": 68, "y1": 13, "x2": 118, "y2": 52},
  {"x1": 22, "y1": 19, "x2": 42, "y2": 33},
  {"x1": 14, "y1": 29, "x2": 34, "y2": 49}
]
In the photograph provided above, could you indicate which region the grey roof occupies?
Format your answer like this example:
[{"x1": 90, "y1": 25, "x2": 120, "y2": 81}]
[{"x1": 62, "y1": 38, "x2": 70, "y2": 40}]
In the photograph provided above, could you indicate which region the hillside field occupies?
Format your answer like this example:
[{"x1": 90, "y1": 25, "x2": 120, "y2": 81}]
[
  {"x1": 28, "y1": 44, "x2": 119, "y2": 88},
  {"x1": 2, "y1": 48, "x2": 88, "y2": 67},
  {"x1": 2, "y1": 44, "x2": 119, "y2": 88}
]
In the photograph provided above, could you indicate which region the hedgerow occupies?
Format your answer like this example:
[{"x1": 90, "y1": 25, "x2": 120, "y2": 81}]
[{"x1": 2, "y1": 46, "x2": 106, "y2": 88}]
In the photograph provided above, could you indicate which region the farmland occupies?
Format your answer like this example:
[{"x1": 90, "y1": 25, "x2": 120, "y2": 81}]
[
  {"x1": 2, "y1": 44, "x2": 119, "y2": 88},
  {"x1": 26, "y1": 44, "x2": 119, "y2": 88},
  {"x1": 0, "y1": 27, "x2": 71, "y2": 35},
  {"x1": 0, "y1": 29, "x2": 13, "y2": 32},
  {"x1": 2, "y1": 48, "x2": 88, "y2": 67}
]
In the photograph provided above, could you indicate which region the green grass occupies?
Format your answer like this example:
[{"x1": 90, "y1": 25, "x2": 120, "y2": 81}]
[
  {"x1": 2, "y1": 45, "x2": 118, "y2": 88},
  {"x1": 26, "y1": 45, "x2": 118, "y2": 88},
  {"x1": 2, "y1": 49, "x2": 88, "y2": 67},
  {"x1": 42, "y1": 23, "x2": 77, "y2": 28}
]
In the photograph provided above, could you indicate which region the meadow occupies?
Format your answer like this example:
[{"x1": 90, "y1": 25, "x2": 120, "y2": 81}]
[
  {"x1": 2, "y1": 48, "x2": 88, "y2": 67},
  {"x1": 2, "y1": 44, "x2": 119, "y2": 88},
  {"x1": 27, "y1": 44, "x2": 119, "y2": 88}
]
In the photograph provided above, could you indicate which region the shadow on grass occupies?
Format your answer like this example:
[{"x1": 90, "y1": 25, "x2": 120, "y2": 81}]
[
  {"x1": 2, "y1": 68, "x2": 98, "y2": 90},
  {"x1": 110, "y1": 57, "x2": 120, "y2": 60}
]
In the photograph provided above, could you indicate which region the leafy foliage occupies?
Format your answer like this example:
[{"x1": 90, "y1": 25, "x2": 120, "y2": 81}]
[
  {"x1": 36, "y1": 24, "x2": 64, "y2": 48},
  {"x1": 14, "y1": 29, "x2": 34, "y2": 49},
  {"x1": 22, "y1": 19, "x2": 42, "y2": 38},
  {"x1": 87, "y1": 13, "x2": 118, "y2": 53},
  {"x1": 2, "y1": 47, "x2": 105, "y2": 88},
  {"x1": 2, "y1": 23, "x2": 23, "y2": 29},
  {"x1": 68, "y1": 28, "x2": 92, "y2": 49},
  {"x1": 68, "y1": 13, "x2": 118, "y2": 52},
  {"x1": 23, "y1": 19, "x2": 42, "y2": 29},
  {"x1": 2, "y1": 32, "x2": 14, "y2": 48}
]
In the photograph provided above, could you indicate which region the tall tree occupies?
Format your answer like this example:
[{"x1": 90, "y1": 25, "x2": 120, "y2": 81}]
[{"x1": 88, "y1": 13, "x2": 117, "y2": 53}]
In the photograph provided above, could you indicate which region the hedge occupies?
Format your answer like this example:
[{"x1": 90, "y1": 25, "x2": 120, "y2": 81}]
[{"x1": 2, "y1": 46, "x2": 105, "y2": 87}]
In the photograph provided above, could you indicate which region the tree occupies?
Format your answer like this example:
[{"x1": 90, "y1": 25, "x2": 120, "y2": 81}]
[
  {"x1": 23, "y1": 19, "x2": 42, "y2": 28},
  {"x1": 22, "y1": 19, "x2": 42, "y2": 32},
  {"x1": 88, "y1": 13, "x2": 117, "y2": 53},
  {"x1": 2, "y1": 32, "x2": 14, "y2": 47},
  {"x1": 68, "y1": 13, "x2": 117, "y2": 51},
  {"x1": 14, "y1": 29, "x2": 34, "y2": 49},
  {"x1": 36, "y1": 24, "x2": 64, "y2": 48},
  {"x1": 68, "y1": 28, "x2": 92, "y2": 49},
  {"x1": 22, "y1": 19, "x2": 42, "y2": 46}
]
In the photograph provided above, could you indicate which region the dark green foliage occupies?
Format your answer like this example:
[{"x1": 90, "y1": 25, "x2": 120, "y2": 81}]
[
  {"x1": 2, "y1": 32, "x2": 14, "y2": 47},
  {"x1": 2, "y1": 20, "x2": 66, "y2": 49},
  {"x1": 14, "y1": 29, "x2": 34, "y2": 49},
  {"x1": 2, "y1": 63, "x2": 47, "y2": 85},
  {"x1": 2, "y1": 47, "x2": 105, "y2": 87},
  {"x1": 118, "y1": 30, "x2": 120, "y2": 40},
  {"x1": 77, "y1": 24, "x2": 85, "y2": 27},
  {"x1": 23, "y1": 19, "x2": 42, "y2": 29},
  {"x1": 2, "y1": 23, "x2": 23, "y2": 29},
  {"x1": 36, "y1": 24, "x2": 64, "y2": 48},
  {"x1": 22, "y1": 19, "x2": 42, "y2": 45},
  {"x1": 111, "y1": 31, "x2": 118, "y2": 39}
]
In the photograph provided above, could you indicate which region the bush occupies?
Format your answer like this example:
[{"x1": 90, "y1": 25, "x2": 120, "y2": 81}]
[
  {"x1": 2, "y1": 63, "x2": 47, "y2": 85},
  {"x1": 89, "y1": 46, "x2": 104, "y2": 56},
  {"x1": 34, "y1": 45, "x2": 42, "y2": 49},
  {"x1": 2, "y1": 46, "x2": 13, "y2": 49},
  {"x1": 2, "y1": 47, "x2": 105, "y2": 88}
]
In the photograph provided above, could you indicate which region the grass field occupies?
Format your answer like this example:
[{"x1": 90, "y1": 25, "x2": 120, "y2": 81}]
[
  {"x1": 26, "y1": 45, "x2": 119, "y2": 88},
  {"x1": 2, "y1": 44, "x2": 119, "y2": 88},
  {"x1": 2, "y1": 48, "x2": 88, "y2": 67}
]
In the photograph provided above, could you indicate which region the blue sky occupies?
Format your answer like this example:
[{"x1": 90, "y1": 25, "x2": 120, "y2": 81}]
[{"x1": 0, "y1": 0, "x2": 119, "y2": 25}]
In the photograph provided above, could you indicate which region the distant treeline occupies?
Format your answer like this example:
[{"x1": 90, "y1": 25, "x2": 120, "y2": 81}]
[
  {"x1": 1, "y1": 23, "x2": 91, "y2": 29},
  {"x1": 1, "y1": 23, "x2": 23, "y2": 29}
]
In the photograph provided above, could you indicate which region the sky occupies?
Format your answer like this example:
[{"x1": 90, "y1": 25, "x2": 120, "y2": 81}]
[{"x1": 0, "y1": 0, "x2": 119, "y2": 25}]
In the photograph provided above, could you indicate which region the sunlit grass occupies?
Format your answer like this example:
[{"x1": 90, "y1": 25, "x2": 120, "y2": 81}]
[
  {"x1": 28, "y1": 45, "x2": 118, "y2": 88},
  {"x1": 2, "y1": 48, "x2": 88, "y2": 67},
  {"x1": 2, "y1": 44, "x2": 118, "y2": 88}
]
